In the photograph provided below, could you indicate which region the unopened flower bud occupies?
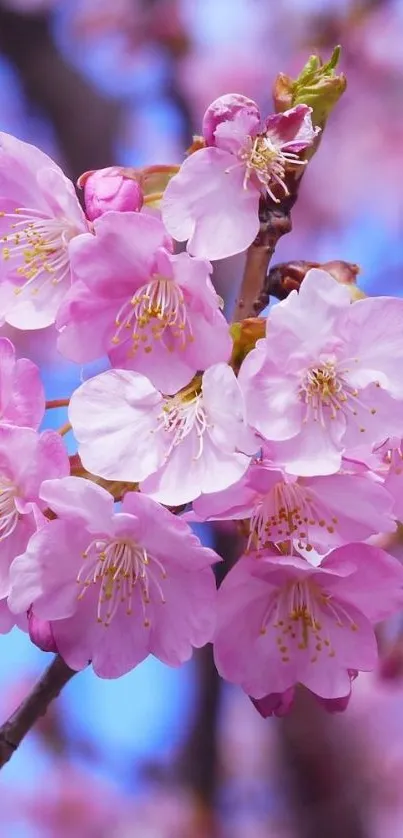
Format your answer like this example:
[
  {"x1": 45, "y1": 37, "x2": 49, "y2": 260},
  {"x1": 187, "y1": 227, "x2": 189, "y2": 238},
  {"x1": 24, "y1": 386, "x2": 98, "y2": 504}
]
[
  {"x1": 78, "y1": 166, "x2": 143, "y2": 221},
  {"x1": 28, "y1": 607, "x2": 57, "y2": 653},
  {"x1": 230, "y1": 317, "x2": 266, "y2": 373},
  {"x1": 273, "y1": 46, "x2": 346, "y2": 131},
  {"x1": 266, "y1": 260, "x2": 365, "y2": 301}
]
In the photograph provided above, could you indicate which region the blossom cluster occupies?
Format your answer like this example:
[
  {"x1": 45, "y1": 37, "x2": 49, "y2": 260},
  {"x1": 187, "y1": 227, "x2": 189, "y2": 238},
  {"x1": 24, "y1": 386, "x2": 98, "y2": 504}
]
[{"x1": 0, "y1": 87, "x2": 403, "y2": 717}]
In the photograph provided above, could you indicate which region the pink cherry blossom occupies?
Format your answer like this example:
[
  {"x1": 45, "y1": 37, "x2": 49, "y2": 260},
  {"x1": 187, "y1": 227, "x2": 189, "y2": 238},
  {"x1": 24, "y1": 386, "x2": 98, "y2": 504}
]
[
  {"x1": 0, "y1": 424, "x2": 69, "y2": 633},
  {"x1": 161, "y1": 98, "x2": 318, "y2": 260},
  {"x1": 0, "y1": 132, "x2": 88, "y2": 329},
  {"x1": 214, "y1": 544, "x2": 403, "y2": 700},
  {"x1": 239, "y1": 269, "x2": 403, "y2": 477},
  {"x1": 0, "y1": 337, "x2": 44, "y2": 429},
  {"x1": 8, "y1": 477, "x2": 218, "y2": 677},
  {"x1": 191, "y1": 449, "x2": 396, "y2": 553},
  {"x1": 68, "y1": 363, "x2": 257, "y2": 505},
  {"x1": 57, "y1": 211, "x2": 231, "y2": 394},
  {"x1": 78, "y1": 166, "x2": 144, "y2": 221}
]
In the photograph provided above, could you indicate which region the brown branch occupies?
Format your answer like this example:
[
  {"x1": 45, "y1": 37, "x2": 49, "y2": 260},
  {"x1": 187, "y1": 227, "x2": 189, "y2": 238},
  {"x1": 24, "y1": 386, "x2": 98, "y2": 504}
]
[
  {"x1": 174, "y1": 526, "x2": 240, "y2": 833},
  {"x1": 279, "y1": 689, "x2": 369, "y2": 838},
  {"x1": 0, "y1": 655, "x2": 76, "y2": 770},
  {"x1": 0, "y1": 6, "x2": 121, "y2": 182},
  {"x1": 232, "y1": 195, "x2": 294, "y2": 323},
  {"x1": 260, "y1": 259, "x2": 361, "y2": 307}
]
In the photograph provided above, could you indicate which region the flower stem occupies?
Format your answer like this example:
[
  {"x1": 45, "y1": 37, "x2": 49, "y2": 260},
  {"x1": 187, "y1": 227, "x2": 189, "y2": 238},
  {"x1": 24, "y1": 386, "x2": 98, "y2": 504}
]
[
  {"x1": 45, "y1": 398, "x2": 70, "y2": 410},
  {"x1": 232, "y1": 200, "x2": 293, "y2": 323},
  {"x1": 57, "y1": 421, "x2": 72, "y2": 437},
  {"x1": 0, "y1": 655, "x2": 76, "y2": 769}
]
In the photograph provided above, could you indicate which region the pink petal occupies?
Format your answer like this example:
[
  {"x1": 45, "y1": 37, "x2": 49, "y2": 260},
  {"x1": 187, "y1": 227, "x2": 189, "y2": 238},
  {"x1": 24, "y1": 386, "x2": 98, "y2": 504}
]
[
  {"x1": 303, "y1": 471, "x2": 396, "y2": 548},
  {"x1": 202, "y1": 93, "x2": 260, "y2": 145},
  {"x1": 322, "y1": 543, "x2": 403, "y2": 622},
  {"x1": 265, "y1": 104, "x2": 319, "y2": 152},
  {"x1": 57, "y1": 281, "x2": 119, "y2": 364},
  {"x1": 69, "y1": 211, "x2": 167, "y2": 296},
  {"x1": 8, "y1": 518, "x2": 88, "y2": 619},
  {"x1": 69, "y1": 369, "x2": 165, "y2": 482},
  {"x1": 148, "y1": 565, "x2": 217, "y2": 666},
  {"x1": 121, "y1": 492, "x2": 219, "y2": 571},
  {"x1": 201, "y1": 362, "x2": 257, "y2": 454},
  {"x1": 340, "y1": 296, "x2": 403, "y2": 399},
  {"x1": 141, "y1": 430, "x2": 251, "y2": 506},
  {"x1": 109, "y1": 328, "x2": 198, "y2": 396},
  {"x1": 7, "y1": 357, "x2": 45, "y2": 429},
  {"x1": 28, "y1": 608, "x2": 58, "y2": 653},
  {"x1": 52, "y1": 589, "x2": 149, "y2": 677},
  {"x1": 5, "y1": 276, "x2": 71, "y2": 330},
  {"x1": 161, "y1": 147, "x2": 260, "y2": 260},
  {"x1": 39, "y1": 476, "x2": 114, "y2": 532},
  {"x1": 213, "y1": 109, "x2": 260, "y2": 155},
  {"x1": 269, "y1": 418, "x2": 345, "y2": 476},
  {"x1": 240, "y1": 355, "x2": 302, "y2": 442}
]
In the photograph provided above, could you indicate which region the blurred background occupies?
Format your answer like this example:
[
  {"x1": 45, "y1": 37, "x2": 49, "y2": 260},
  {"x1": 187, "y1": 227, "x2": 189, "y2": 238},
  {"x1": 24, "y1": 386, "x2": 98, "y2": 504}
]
[{"x1": 1, "y1": 0, "x2": 403, "y2": 836}]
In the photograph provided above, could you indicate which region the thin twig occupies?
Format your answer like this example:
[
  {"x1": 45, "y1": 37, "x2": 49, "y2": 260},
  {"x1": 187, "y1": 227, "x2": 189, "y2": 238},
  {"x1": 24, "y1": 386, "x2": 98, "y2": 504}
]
[
  {"x1": 57, "y1": 421, "x2": 72, "y2": 437},
  {"x1": 0, "y1": 655, "x2": 76, "y2": 770},
  {"x1": 232, "y1": 197, "x2": 294, "y2": 323},
  {"x1": 45, "y1": 399, "x2": 70, "y2": 410}
]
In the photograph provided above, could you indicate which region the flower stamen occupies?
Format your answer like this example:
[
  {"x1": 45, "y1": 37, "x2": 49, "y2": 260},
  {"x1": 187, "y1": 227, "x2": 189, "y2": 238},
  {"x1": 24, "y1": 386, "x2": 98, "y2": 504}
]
[
  {"x1": 77, "y1": 536, "x2": 167, "y2": 627},
  {"x1": 0, "y1": 207, "x2": 77, "y2": 296},
  {"x1": 112, "y1": 275, "x2": 193, "y2": 355}
]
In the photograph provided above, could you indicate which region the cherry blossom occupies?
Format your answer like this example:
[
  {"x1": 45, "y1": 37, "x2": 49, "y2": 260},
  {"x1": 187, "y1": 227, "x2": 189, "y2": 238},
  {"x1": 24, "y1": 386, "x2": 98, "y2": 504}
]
[
  {"x1": 239, "y1": 269, "x2": 403, "y2": 476},
  {"x1": 0, "y1": 424, "x2": 69, "y2": 634},
  {"x1": 214, "y1": 544, "x2": 403, "y2": 700},
  {"x1": 161, "y1": 97, "x2": 318, "y2": 260},
  {"x1": 0, "y1": 132, "x2": 88, "y2": 329},
  {"x1": 57, "y1": 211, "x2": 231, "y2": 394},
  {"x1": 68, "y1": 363, "x2": 257, "y2": 505},
  {"x1": 8, "y1": 478, "x2": 219, "y2": 677},
  {"x1": 0, "y1": 337, "x2": 44, "y2": 429},
  {"x1": 191, "y1": 449, "x2": 396, "y2": 553}
]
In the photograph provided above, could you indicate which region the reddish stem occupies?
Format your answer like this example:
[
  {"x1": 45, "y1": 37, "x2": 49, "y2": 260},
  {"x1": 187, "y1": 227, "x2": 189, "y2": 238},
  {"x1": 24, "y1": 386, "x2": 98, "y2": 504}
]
[{"x1": 45, "y1": 399, "x2": 70, "y2": 410}]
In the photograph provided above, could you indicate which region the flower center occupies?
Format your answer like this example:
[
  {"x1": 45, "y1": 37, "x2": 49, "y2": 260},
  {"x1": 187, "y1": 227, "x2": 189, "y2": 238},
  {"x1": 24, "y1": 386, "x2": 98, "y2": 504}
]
[
  {"x1": 76, "y1": 536, "x2": 167, "y2": 627},
  {"x1": 112, "y1": 275, "x2": 193, "y2": 356},
  {"x1": 300, "y1": 360, "x2": 376, "y2": 432},
  {"x1": 260, "y1": 579, "x2": 358, "y2": 664},
  {"x1": 0, "y1": 478, "x2": 18, "y2": 540},
  {"x1": 241, "y1": 135, "x2": 305, "y2": 202},
  {"x1": 160, "y1": 381, "x2": 209, "y2": 460},
  {"x1": 0, "y1": 207, "x2": 76, "y2": 296},
  {"x1": 248, "y1": 480, "x2": 337, "y2": 553}
]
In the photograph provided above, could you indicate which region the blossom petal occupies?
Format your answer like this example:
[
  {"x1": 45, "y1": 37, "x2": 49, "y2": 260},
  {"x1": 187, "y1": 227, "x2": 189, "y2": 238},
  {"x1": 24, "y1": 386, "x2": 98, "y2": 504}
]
[
  {"x1": 39, "y1": 477, "x2": 114, "y2": 532},
  {"x1": 161, "y1": 147, "x2": 260, "y2": 260},
  {"x1": 69, "y1": 369, "x2": 165, "y2": 482}
]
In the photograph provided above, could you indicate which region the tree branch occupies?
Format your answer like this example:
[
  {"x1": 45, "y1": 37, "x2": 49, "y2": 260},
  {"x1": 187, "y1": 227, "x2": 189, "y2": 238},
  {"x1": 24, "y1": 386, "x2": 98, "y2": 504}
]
[
  {"x1": 279, "y1": 689, "x2": 368, "y2": 838},
  {"x1": 0, "y1": 5, "x2": 121, "y2": 181},
  {"x1": 0, "y1": 654, "x2": 76, "y2": 770},
  {"x1": 232, "y1": 195, "x2": 294, "y2": 323}
]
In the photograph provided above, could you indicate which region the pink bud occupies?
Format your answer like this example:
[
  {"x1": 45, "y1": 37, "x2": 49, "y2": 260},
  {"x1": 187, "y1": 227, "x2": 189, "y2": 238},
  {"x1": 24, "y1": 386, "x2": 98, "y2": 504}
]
[
  {"x1": 28, "y1": 607, "x2": 58, "y2": 653},
  {"x1": 78, "y1": 166, "x2": 144, "y2": 221},
  {"x1": 202, "y1": 93, "x2": 260, "y2": 146}
]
